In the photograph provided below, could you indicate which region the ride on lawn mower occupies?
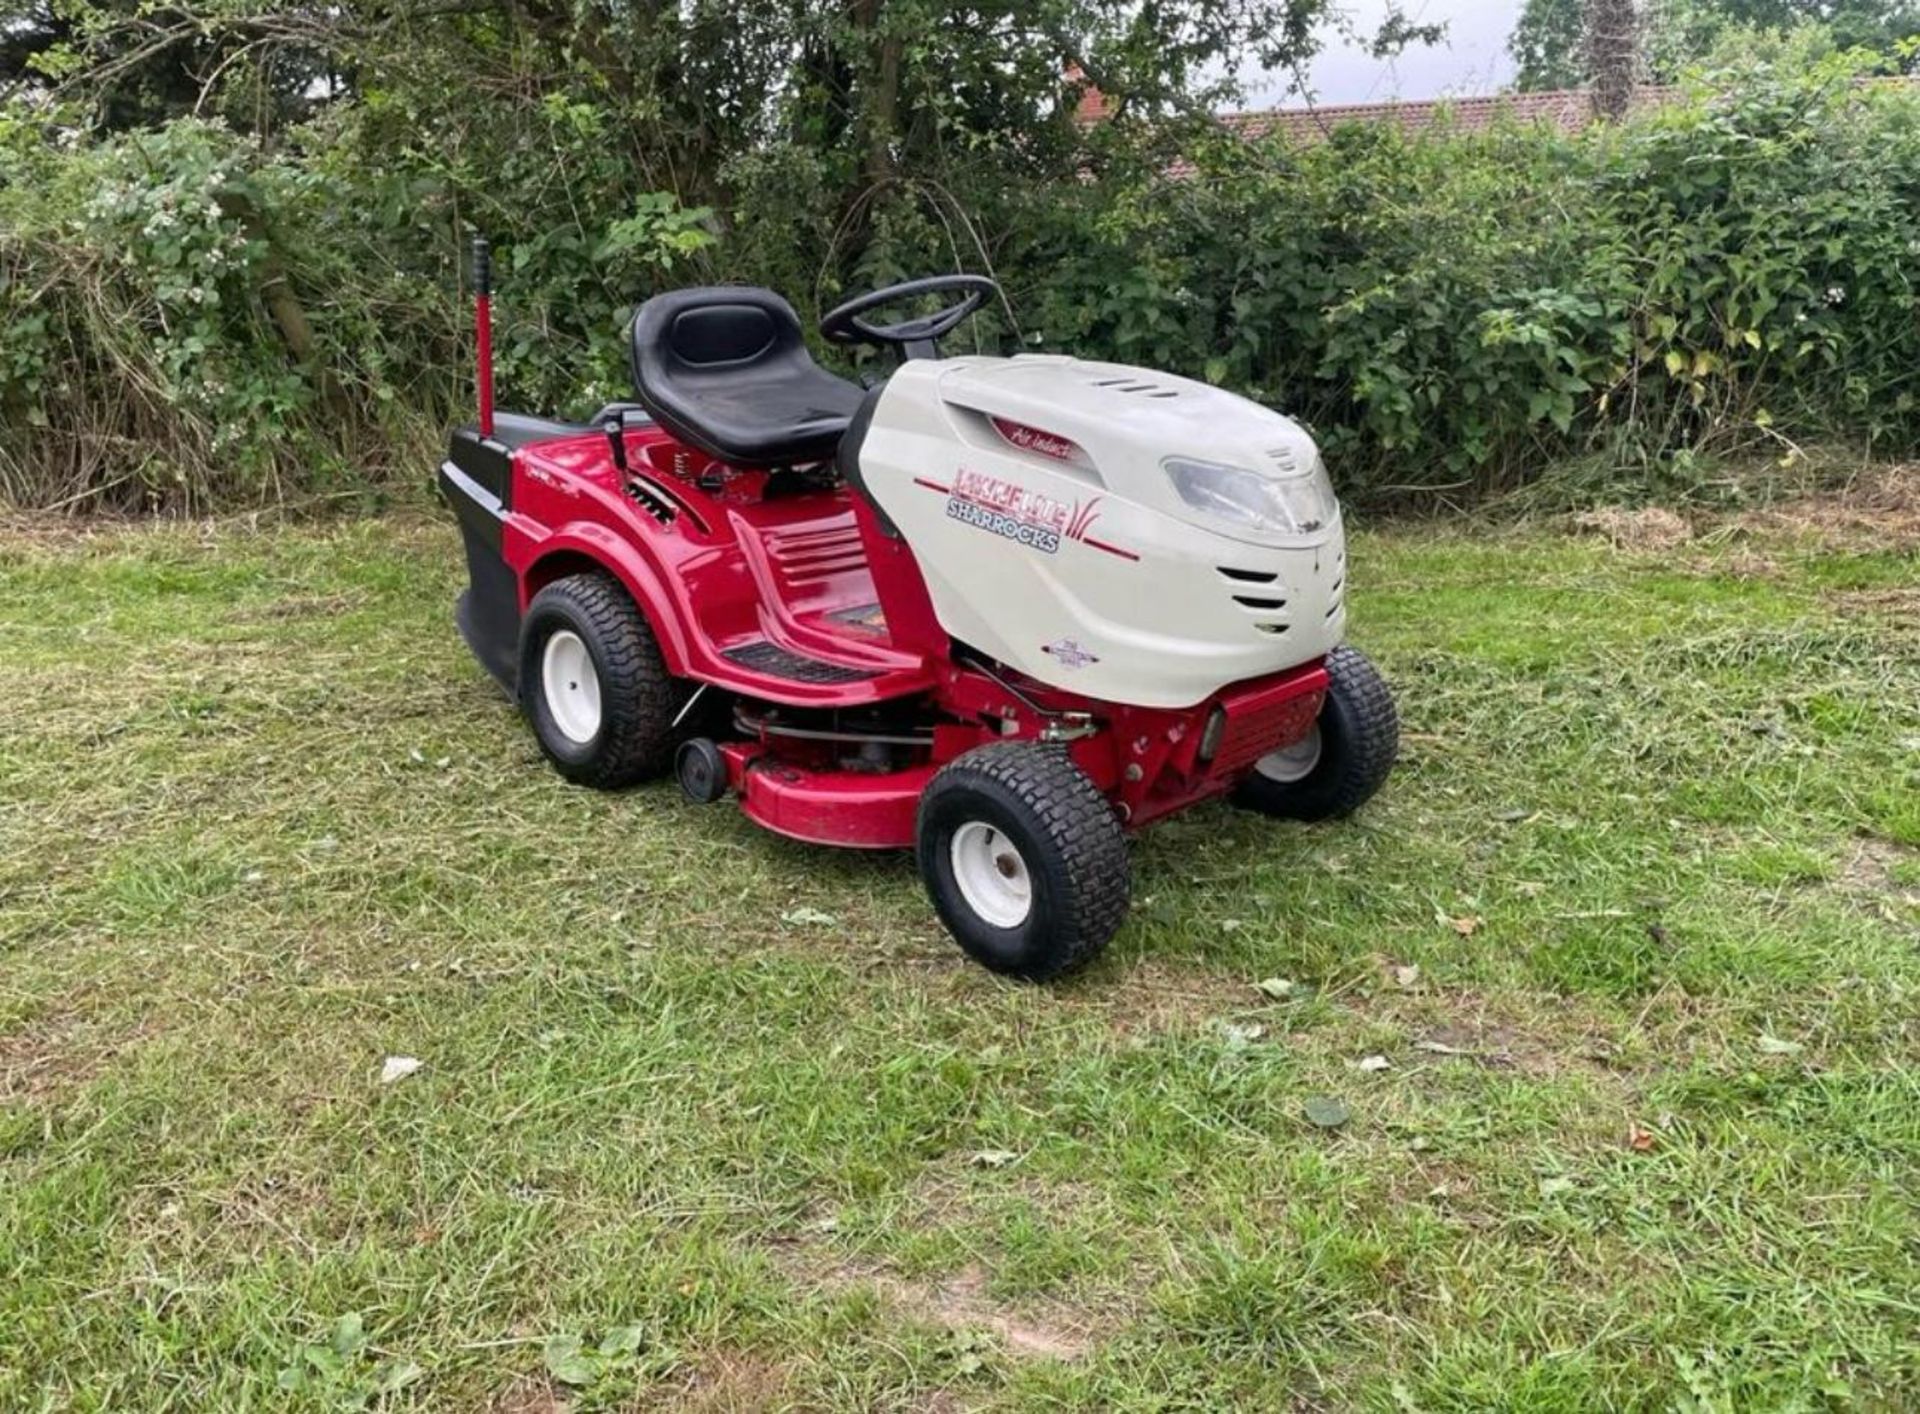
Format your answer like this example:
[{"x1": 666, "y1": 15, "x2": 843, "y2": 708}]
[{"x1": 440, "y1": 241, "x2": 1398, "y2": 979}]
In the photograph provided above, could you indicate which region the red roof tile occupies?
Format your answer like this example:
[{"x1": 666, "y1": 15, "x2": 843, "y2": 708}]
[
  {"x1": 1161, "y1": 87, "x2": 1673, "y2": 177},
  {"x1": 1238, "y1": 88, "x2": 1618, "y2": 142},
  {"x1": 1159, "y1": 77, "x2": 1914, "y2": 175}
]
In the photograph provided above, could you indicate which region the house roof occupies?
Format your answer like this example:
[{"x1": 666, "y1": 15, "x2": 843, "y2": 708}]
[
  {"x1": 1159, "y1": 87, "x2": 1672, "y2": 177},
  {"x1": 1158, "y1": 76, "x2": 1913, "y2": 175},
  {"x1": 1227, "y1": 88, "x2": 1623, "y2": 143}
]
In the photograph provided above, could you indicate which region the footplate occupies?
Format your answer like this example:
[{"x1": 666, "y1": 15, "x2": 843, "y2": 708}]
[{"x1": 720, "y1": 640, "x2": 879, "y2": 685}]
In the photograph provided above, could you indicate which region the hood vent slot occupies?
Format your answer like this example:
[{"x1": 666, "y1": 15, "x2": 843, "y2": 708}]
[{"x1": 1090, "y1": 376, "x2": 1180, "y2": 398}]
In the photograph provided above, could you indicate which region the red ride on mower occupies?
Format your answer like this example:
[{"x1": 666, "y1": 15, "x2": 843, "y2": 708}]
[{"x1": 441, "y1": 242, "x2": 1398, "y2": 979}]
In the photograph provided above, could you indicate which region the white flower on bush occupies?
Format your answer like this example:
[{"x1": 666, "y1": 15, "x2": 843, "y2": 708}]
[{"x1": 1824, "y1": 286, "x2": 1846, "y2": 306}]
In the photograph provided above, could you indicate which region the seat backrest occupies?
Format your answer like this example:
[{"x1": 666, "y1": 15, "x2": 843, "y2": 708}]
[
  {"x1": 628, "y1": 286, "x2": 863, "y2": 468},
  {"x1": 631, "y1": 287, "x2": 808, "y2": 383}
]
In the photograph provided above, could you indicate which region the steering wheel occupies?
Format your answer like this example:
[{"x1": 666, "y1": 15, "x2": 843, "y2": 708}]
[{"x1": 820, "y1": 274, "x2": 1000, "y2": 356}]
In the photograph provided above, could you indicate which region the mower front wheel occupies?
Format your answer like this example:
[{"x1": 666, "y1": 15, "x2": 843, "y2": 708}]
[
  {"x1": 1234, "y1": 644, "x2": 1398, "y2": 823},
  {"x1": 519, "y1": 572, "x2": 684, "y2": 789},
  {"x1": 917, "y1": 743, "x2": 1130, "y2": 981}
]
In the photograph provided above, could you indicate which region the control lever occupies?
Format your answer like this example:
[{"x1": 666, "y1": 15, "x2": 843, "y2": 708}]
[{"x1": 602, "y1": 412, "x2": 629, "y2": 475}]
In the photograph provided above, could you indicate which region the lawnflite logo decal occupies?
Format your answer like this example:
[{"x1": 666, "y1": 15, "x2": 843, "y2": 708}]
[
  {"x1": 914, "y1": 470, "x2": 1137, "y2": 562},
  {"x1": 945, "y1": 467, "x2": 1073, "y2": 553}
]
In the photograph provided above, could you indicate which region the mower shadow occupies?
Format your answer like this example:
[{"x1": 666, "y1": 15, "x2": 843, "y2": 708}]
[
  {"x1": 674, "y1": 788, "x2": 1337, "y2": 983},
  {"x1": 748, "y1": 825, "x2": 920, "y2": 885}
]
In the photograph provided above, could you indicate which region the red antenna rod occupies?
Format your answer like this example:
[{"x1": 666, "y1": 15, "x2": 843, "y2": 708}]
[{"x1": 473, "y1": 236, "x2": 495, "y2": 438}]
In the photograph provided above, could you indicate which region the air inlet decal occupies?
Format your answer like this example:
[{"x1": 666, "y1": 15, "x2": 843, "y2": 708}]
[{"x1": 990, "y1": 417, "x2": 1089, "y2": 467}]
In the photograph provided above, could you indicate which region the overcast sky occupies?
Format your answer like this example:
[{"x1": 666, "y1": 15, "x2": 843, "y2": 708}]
[{"x1": 1244, "y1": 0, "x2": 1527, "y2": 108}]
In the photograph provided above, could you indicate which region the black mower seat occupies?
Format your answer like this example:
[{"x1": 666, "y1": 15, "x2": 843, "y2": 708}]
[{"x1": 630, "y1": 287, "x2": 864, "y2": 468}]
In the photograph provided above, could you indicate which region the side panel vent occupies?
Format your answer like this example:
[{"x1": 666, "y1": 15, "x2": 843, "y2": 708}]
[
  {"x1": 764, "y1": 518, "x2": 869, "y2": 592},
  {"x1": 625, "y1": 480, "x2": 675, "y2": 525}
]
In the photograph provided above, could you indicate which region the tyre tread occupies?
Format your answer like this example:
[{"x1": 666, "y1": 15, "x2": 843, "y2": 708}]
[
  {"x1": 1319, "y1": 644, "x2": 1399, "y2": 814},
  {"x1": 1233, "y1": 644, "x2": 1398, "y2": 822},
  {"x1": 524, "y1": 573, "x2": 682, "y2": 788},
  {"x1": 921, "y1": 742, "x2": 1130, "y2": 979}
]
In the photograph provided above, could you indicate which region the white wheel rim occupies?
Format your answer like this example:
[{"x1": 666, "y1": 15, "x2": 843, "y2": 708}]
[
  {"x1": 949, "y1": 821, "x2": 1033, "y2": 929},
  {"x1": 541, "y1": 630, "x2": 602, "y2": 744},
  {"x1": 1255, "y1": 724, "x2": 1323, "y2": 784}
]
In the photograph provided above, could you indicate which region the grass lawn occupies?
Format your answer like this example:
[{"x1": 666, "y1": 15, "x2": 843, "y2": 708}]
[{"x1": 1, "y1": 487, "x2": 1915, "y2": 1411}]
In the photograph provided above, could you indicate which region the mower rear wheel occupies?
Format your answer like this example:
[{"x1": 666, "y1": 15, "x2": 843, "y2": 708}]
[
  {"x1": 1234, "y1": 644, "x2": 1398, "y2": 822},
  {"x1": 917, "y1": 743, "x2": 1130, "y2": 981},
  {"x1": 520, "y1": 573, "x2": 684, "y2": 789}
]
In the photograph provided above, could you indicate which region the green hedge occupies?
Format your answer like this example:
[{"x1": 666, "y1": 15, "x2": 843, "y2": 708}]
[
  {"x1": 1115, "y1": 66, "x2": 1920, "y2": 497},
  {"x1": 2, "y1": 53, "x2": 1917, "y2": 511}
]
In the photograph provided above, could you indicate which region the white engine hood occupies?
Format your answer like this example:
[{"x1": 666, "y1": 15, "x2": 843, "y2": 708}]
[
  {"x1": 850, "y1": 353, "x2": 1349, "y2": 708},
  {"x1": 933, "y1": 355, "x2": 1326, "y2": 514}
]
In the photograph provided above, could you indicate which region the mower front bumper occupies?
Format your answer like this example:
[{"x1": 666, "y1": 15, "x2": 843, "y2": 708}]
[{"x1": 722, "y1": 743, "x2": 934, "y2": 850}]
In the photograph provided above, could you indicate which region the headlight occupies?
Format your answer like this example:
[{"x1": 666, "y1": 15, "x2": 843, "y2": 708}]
[{"x1": 1163, "y1": 455, "x2": 1338, "y2": 540}]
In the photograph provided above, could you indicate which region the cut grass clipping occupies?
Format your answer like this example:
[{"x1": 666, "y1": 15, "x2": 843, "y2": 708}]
[{"x1": 1, "y1": 491, "x2": 1916, "y2": 1409}]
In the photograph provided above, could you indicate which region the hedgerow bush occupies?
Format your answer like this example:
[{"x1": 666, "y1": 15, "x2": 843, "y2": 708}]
[
  {"x1": 1, "y1": 49, "x2": 1916, "y2": 511},
  {"x1": 1014, "y1": 54, "x2": 1920, "y2": 498},
  {"x1": 0, "y1": 119, "x2": 451, "y2": 508}
]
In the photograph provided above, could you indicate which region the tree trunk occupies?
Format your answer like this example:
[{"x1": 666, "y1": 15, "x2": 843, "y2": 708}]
[
  {"x1": 852, "y1": 0, "x2": 900, "y2": 189},
  {"x1": 217, "y1": 190, "x2": 350, "y2": 415},
  {"x1": 1585, "y1": 0, "x2": 1639, "y2": 121}
]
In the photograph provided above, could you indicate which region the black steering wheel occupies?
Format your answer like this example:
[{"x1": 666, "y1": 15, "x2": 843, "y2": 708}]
[{"x1": 820, "y1": 274, "x2": 1000, "y2": 358}]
